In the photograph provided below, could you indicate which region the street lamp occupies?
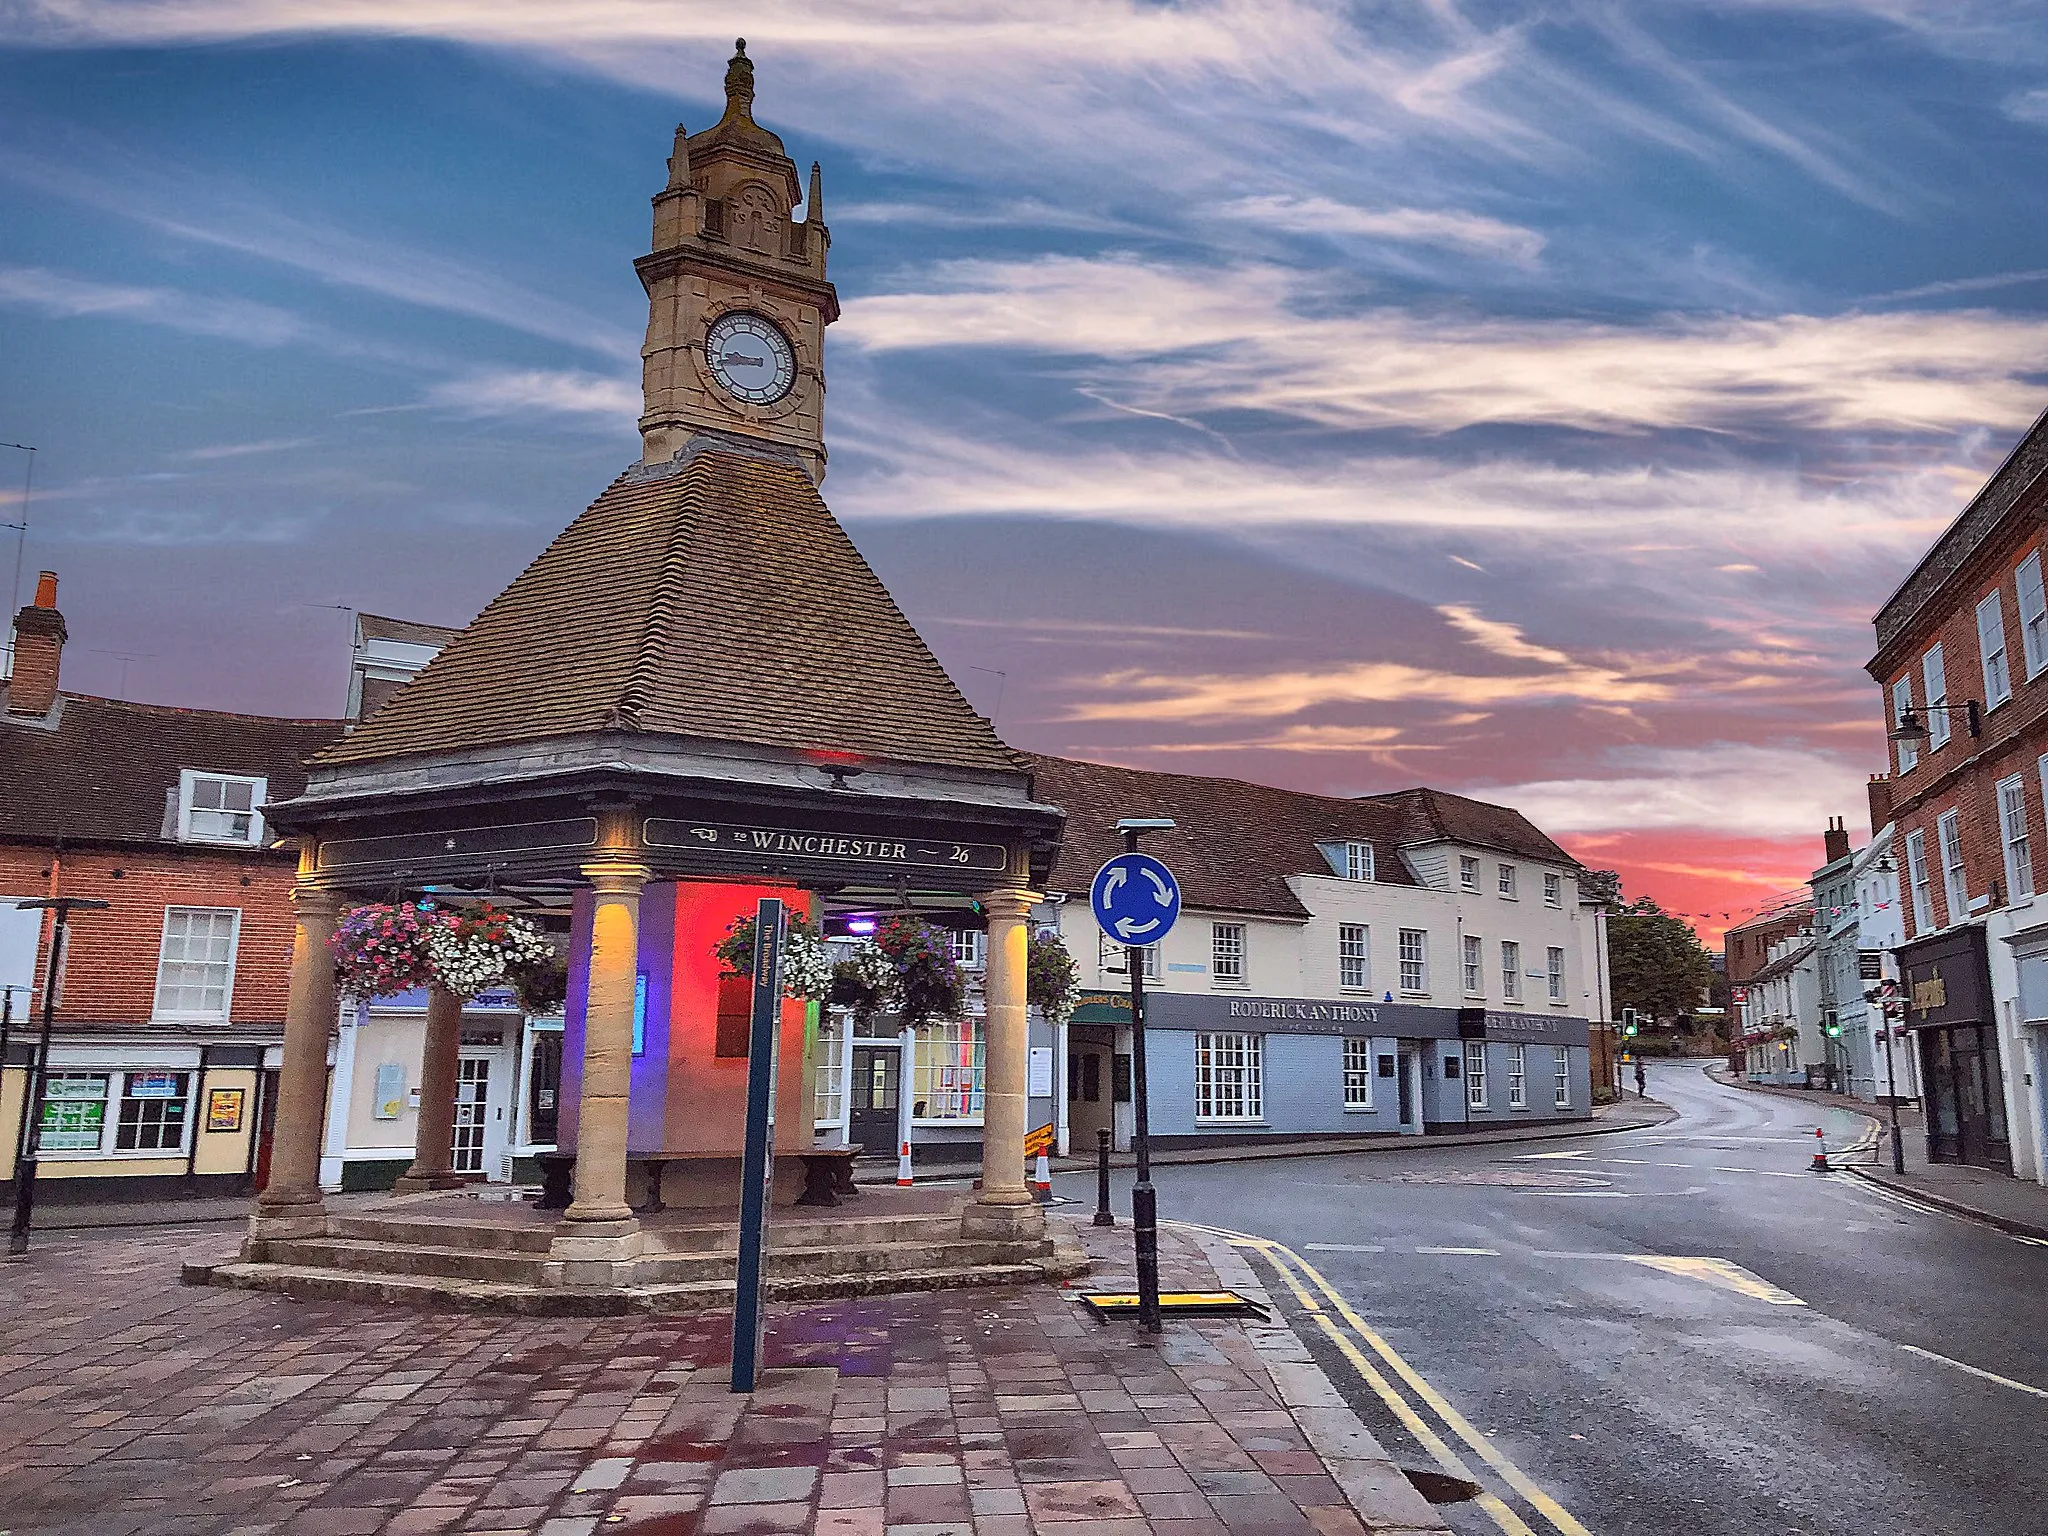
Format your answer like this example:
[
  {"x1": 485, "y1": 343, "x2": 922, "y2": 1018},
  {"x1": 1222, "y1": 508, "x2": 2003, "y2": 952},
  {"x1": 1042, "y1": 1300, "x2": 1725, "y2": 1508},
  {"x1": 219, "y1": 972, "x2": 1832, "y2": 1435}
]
[
  {"x1": 1114, "y1": 816, "x2": 1174, "y2": 1336},
  {"x1": 1888, "y1": 702, "x2": 1982, "y2": 751},
  {"x1": 8, "y1": 896, "x2": 110, "y2": 1259}
]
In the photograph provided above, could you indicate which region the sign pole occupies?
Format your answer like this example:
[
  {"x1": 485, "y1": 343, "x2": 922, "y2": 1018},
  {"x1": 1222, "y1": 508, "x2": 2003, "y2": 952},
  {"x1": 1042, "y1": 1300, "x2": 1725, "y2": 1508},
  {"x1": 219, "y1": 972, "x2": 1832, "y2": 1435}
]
[
  {"x1": 9, "y1": 897, "x2": 108, "y2": 1259},
  {"x1": 730, "y1": 896, "x2": 785, "y2": 1392},
  {"x1": 1881, "y1": 981, "x2": 1906, "y2": 1175},
  {"x1": 1121, "y1": 829, "x2": 1162, "y2": 1336}
]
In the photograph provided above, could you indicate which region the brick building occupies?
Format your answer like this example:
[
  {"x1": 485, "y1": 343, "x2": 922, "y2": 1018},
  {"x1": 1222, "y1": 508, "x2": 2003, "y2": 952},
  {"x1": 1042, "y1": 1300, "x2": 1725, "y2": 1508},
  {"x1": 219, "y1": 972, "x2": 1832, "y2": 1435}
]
[
  {"x1": 1868, "y1": 405, "x2": 2048, "y2": 1179},
  {"x1": 0, "y1": 573, "x2": 342, "y2": 1196}
]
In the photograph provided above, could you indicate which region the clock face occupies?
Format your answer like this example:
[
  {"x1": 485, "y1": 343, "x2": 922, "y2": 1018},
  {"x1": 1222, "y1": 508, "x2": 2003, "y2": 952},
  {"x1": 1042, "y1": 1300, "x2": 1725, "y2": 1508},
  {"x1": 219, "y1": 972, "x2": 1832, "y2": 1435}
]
[{"x1": 704, "y1": 311, "x2": 797, "y2": 405}]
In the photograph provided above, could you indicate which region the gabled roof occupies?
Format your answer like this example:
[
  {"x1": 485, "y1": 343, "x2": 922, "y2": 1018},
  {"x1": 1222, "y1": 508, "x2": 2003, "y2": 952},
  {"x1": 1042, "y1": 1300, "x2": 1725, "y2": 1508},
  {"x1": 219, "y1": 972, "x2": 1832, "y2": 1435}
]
[
  {"x1": 1030, "y1": 755, "x2": 1428, "y2": 919},
  {"x1": 0, "y1": 693, "x2": 341, "y2": 846},
  {"x1": 1747, "y1": 936, "x2": 1818, "y2": 987},
  {"x1": 315, "y1": 440, "x2": 1020, "y2": 777},
  {"x1": 1355, "y1": 785, "x2": 1581, "y2": 868}
]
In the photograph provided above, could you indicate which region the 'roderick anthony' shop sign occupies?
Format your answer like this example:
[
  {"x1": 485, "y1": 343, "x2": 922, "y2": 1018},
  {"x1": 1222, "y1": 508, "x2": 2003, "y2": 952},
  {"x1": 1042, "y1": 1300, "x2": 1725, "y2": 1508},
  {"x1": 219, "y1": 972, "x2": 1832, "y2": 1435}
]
[{"x1": 1144, "y1": 991, "x2": 1460, "y2": 1038}]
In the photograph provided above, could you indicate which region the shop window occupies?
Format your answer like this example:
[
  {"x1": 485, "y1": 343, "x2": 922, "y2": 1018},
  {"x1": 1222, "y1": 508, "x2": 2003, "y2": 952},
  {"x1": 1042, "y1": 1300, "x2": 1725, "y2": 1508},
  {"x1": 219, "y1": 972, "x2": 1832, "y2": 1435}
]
[
  {"x1": 1507, "y1": 1045, "x2": 1527, "y2": 1109},
  {"x1": 115, "y1": 1070, "x2": 191, "y2": 1151},
  {"x1": 1194, "y1": 1032, "x2": 1263, "y2": 1121},
  {"x1": 1339, "y1": 924, "x2": 1369, "y2": 990},
  {"x1": 912, "y1": 1020, "x2": 984, "y2": 1122},
  {"x1": 1554, "y1": 1047, "x2": 1571, "y2": 1108},
  {"x1": 153, "y1": 908, "x2": 239, "y2": 1021},
  {"x1": 1342, "y1": 1037, "x2": 1373, "y2": 1110},
  {"x1": 39, "y1": 1072, "x2": 111, "y2": 1151},
  {"x1": 1465, "y1": 1041, "x2": 1488, "y2": 1109},
  {"x1": 814, "y1": 1012, "x2": 845, "y2": 1128},
  {"x1": 1069, "y1": 1052, "x2": 1102, "y2": 1102}
]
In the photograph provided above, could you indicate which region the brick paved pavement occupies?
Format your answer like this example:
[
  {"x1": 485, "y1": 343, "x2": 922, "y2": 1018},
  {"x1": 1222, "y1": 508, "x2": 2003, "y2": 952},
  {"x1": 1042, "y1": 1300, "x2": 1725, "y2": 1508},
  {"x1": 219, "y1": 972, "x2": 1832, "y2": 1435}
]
[{"x1": 0, "y1": 1214, "x2": 1398, "y2": 1535}]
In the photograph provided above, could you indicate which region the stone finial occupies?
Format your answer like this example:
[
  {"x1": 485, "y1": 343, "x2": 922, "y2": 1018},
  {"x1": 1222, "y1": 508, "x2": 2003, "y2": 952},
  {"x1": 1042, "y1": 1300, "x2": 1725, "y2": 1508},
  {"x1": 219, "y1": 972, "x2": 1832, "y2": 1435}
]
[
  {"x1": 806, "y1": 160, "x2": 825, "y2": 226},
  {"x1": 666, "y1": 121, "x2": 690, "y2": 189},
  {"x1": 724, "y1": 37, "x2": 755, "y2": 119}
]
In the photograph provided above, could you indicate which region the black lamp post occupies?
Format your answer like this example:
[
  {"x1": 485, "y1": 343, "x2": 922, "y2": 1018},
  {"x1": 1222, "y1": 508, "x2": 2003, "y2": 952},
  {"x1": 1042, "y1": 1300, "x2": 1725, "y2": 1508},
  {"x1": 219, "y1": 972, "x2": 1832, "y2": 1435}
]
[
  {"x1": 1888, "y1": 701, "x2": 1982, "y2": 751},
  {"x1": 8, "y1": 896, "x2": 110, "y2": 1259}
]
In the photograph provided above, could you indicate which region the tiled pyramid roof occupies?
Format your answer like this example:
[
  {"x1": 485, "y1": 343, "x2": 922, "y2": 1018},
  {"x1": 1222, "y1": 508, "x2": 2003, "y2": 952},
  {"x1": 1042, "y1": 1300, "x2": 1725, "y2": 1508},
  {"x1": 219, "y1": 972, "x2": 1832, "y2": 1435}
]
[{"x1": 315, "y1": 441, "x2": 1020, "y2": 775}]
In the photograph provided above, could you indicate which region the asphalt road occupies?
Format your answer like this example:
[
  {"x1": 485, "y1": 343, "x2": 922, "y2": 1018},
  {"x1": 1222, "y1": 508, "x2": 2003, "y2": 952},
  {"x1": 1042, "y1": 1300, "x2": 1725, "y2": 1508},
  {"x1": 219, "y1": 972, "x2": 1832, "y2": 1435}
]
[{"x1": 1058, "y1": 1059, "x2": 2048, "y2": 1535}]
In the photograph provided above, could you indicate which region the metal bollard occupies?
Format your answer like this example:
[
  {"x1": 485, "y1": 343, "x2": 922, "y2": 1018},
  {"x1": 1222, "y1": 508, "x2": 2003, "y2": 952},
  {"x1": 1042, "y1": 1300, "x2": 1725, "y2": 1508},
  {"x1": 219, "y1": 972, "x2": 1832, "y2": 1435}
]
[{"x1": 1094, "y1": 1127, "x2": 1115, "y2": 1227}]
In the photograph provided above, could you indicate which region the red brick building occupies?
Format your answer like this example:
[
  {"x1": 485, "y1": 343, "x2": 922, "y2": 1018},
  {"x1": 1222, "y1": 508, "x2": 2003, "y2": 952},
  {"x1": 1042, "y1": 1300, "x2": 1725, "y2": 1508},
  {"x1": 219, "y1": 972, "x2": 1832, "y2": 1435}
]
[
  {"x1": 0, "y1": 573, "x2": 341, "y2": 1196},
  {"x1": 1867, "y1": 407, "x2": 2048, "y2": 1179}
]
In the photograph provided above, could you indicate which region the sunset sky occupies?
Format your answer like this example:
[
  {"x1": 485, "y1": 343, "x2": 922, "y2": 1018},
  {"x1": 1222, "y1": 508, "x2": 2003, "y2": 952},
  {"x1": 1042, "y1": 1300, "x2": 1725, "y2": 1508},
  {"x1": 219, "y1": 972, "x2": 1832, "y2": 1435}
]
[{"x1": 8, "y1": 3, "x2": 2048, "y2": 939}]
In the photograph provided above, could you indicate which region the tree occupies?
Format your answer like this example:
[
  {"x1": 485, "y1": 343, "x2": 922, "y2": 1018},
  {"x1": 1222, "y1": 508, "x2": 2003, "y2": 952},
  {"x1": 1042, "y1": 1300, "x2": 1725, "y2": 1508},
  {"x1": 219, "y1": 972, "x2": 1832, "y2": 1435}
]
[
  {"x1": 1607, "y1": 896, "x2": 1714, "y2": 1026},
  {"x1": 1581, "y1": 868, "x2": 1623, "y2": 910}
]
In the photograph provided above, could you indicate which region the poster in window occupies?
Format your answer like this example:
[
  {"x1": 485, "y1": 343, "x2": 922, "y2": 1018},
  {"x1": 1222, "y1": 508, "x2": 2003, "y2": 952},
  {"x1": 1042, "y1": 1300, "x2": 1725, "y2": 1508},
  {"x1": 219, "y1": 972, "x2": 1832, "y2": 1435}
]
[
  {"x1": 127, "y1": 1070, "x2": 183, "y2": 1099},
  {"x1": 205, "y1": 1087, "x2": 245, "y2": 1132},
  {"x1": 40, "y1": 1083, "x2": 107, "y2": 1151}
]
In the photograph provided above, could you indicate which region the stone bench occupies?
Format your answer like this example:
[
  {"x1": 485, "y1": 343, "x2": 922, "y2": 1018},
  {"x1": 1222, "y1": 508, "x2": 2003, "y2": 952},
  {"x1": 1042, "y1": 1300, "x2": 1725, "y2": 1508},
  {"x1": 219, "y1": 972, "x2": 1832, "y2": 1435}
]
[{"x1": 533, "y1": 1146, "x2": 865, "y2": 1213}]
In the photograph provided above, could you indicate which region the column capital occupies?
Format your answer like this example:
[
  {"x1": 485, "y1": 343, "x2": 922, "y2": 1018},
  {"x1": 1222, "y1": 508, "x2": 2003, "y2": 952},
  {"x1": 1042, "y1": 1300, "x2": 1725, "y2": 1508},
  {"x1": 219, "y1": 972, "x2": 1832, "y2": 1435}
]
[
  {"x1": 981, "y1": 887, "x2": 1043, "y2": 922},
  {"x1": 581, "y1": 858, "x2": 654, "y2": 896},
  {"x1": 291, "y1": 882, "x2": 346, "y2": 917}
]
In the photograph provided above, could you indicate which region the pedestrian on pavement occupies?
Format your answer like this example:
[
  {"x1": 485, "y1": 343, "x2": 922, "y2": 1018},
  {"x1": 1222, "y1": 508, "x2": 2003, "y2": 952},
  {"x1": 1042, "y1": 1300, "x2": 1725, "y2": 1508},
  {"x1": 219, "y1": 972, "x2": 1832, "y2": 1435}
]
[{"x1": 1634, "y1": 1061, "x2": 1647, "y2": 1098}]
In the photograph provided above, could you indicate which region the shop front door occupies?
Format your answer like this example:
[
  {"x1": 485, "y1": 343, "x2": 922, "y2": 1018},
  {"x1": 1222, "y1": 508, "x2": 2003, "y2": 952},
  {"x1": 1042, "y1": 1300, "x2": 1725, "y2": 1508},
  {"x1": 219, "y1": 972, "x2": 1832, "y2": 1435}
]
[
  {"x1": 848, "y1": 1044, "x2": 901, "y2": 1157},
  {"x1": 452, "y1": 1050, "x2": 512, "y2": 1181},
  {"x1": 1923, "y1": 1024, "x2": 2011, "y2": 1172}
]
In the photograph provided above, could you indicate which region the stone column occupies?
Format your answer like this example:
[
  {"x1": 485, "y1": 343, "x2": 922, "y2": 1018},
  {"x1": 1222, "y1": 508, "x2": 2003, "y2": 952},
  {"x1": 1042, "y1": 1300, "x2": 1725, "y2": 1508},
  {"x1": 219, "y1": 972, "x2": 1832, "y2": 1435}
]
[
  {"x1": 394, "y1": 984, "x2": 464, "y2": 1193},
  {"x1": 550, "y1": 858, "x2": 650, "y2": 1276},
  {"x1": 246, "y1": 879, "x2": 341, "y2": 1251},
  {"x1": 965, "y1": 887, "x2": 1043, "y2": 1240}
]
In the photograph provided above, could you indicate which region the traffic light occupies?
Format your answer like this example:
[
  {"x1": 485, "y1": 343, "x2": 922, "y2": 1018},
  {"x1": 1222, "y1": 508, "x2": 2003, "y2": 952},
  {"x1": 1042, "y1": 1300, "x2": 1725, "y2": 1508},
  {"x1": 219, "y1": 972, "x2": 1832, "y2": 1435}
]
[
  {"x1": 1824, "y1": 1022, "x2": 1843, "y2": 1039},
  {"x1": 1621, "y1": 1007, "x2": 1639, "y2": 1037}
]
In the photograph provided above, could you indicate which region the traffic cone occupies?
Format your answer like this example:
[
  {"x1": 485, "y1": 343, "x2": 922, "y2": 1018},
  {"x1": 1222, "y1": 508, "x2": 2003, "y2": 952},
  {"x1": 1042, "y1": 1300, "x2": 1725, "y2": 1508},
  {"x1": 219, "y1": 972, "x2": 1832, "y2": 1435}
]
[
  {"x1": 897, "y1": 1139, "x2": 914, "y2": 1186},
  {"x1": 1033, "y1": 1150, "x2": 1053, "y2": 1203},
  {"x1": 1809, "y1": 1127, "x2": 1830, "y2": 1173}
]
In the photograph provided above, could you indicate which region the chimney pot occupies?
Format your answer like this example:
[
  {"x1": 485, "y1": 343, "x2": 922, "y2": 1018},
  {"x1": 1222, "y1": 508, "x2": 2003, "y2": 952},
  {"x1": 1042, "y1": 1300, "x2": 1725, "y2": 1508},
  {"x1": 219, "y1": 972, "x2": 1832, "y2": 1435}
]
[{"x1": 32, "y1": 570, "x2": 56, "y2": 608}]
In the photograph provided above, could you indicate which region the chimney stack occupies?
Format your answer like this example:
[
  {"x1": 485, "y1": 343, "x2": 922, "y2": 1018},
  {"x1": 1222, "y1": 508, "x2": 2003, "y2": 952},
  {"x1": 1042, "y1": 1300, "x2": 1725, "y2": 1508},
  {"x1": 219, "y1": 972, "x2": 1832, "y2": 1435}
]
[
  {"x1": 1823, "y1": 816, "x2": 1851, "y2": 865},
  {"x1": 1867, "y1": 774, "x2": 1893, "y2": 838},
  {"x1": 6, "y1": 570, "x2": 66, "y2": 718}
]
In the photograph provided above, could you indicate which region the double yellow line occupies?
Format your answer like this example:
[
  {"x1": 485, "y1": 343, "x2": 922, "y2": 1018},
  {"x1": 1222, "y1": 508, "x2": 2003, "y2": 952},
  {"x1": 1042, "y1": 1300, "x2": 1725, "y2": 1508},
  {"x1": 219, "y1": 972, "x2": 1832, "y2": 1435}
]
[{"x1": 1183, "y1": 1222, "x2": 1595, "y2": 1536}]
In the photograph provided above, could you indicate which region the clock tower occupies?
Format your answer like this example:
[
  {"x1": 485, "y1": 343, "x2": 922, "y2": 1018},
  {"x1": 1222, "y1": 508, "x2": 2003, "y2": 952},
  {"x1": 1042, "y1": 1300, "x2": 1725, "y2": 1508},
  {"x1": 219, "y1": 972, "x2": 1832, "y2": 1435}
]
[{"x1": 636, "y1": 40, "x2": 838, "y2": 482}]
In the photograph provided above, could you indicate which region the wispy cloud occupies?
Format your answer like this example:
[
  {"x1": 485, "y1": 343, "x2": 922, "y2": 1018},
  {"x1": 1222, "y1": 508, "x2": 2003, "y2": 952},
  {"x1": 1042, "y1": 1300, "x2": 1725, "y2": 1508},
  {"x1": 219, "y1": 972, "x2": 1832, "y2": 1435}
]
[
  {"x1": 841, "y1": 256, "x2": 2048, "y2": 435},
  {"x1": 1481, "y1": 744, "x2": 1872, "y2": 836},
  {"x1": 1224, "y1": 195, "x2": 1546, "y2": 267},
  {"x1": 0, "y1": 265, "x2": 307, "y2": 346},
  {"x1": 420, "y1": 369, "x2": 640, "y2": 419}
]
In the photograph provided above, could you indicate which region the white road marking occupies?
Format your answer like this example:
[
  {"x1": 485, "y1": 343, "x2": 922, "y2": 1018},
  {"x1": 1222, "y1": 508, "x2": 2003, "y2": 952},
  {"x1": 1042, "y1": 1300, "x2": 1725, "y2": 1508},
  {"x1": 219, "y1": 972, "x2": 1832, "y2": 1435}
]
[
  {"x1": 1304, "y1": 1242, "x2": 1387, "y2": 1253},
  {"x1": 1898, "y1": 1342, "x2": 2048, "y2": 1400},
  {"x1": 1526, "y1": 1190, "x2": 1631, "y2": 1198},
  {"x1": 1415, "y1": 1245, "x2": 1500, "y2": 1255}
]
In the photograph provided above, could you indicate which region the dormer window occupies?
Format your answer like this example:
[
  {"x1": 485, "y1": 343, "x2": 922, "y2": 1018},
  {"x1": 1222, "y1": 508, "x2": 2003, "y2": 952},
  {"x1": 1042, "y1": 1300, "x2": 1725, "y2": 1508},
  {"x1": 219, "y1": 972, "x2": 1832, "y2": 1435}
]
[
  {"x1": 179, "y1": 770, "x2": 266, "y2": 846},
  {"x1": 1343, "y1": 841, "x2": 1374, "y2": 882}
]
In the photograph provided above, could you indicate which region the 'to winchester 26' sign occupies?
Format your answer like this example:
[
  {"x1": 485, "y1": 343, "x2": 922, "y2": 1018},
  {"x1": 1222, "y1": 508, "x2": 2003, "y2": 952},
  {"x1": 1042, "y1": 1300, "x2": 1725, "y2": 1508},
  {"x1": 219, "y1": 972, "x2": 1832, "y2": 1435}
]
[{"x1": 644, "y1": 819, "x2": 1009, "y2": 874}]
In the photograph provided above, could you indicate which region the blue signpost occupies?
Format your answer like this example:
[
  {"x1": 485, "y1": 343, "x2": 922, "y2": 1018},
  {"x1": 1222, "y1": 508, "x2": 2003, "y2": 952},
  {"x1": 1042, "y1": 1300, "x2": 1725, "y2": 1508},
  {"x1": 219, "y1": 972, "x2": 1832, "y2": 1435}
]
[
  {"x1": 1091, "y1": 841, "x2": 1181, "y2": 1333},
  {"x1": 730, "y1": 896, "x2": 784, "y2": 1392}
]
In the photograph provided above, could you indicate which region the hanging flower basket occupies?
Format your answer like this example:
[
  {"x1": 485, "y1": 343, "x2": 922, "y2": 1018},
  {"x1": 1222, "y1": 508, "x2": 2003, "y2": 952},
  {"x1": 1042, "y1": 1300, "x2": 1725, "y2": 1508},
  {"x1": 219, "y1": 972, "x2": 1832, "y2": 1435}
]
[
  {"x1": 1027, "y1": 928, "x2": 1081, "y2": 1026},
  {"x1": 331, "y1": 899, "x2": 555, "y2": 1004},
  {"x1": 330, "y1": 901, "x2": 440, "y2": 999},
  {"x1": 426, "y1": 901, "x2": 556, "y2": 1001},
  {"x1": 715, "y1": 910, "x2": 833, "y2": 1001},
  {"x1": 829, "y1": 939, "x2": 897, "y2": 1026},
  {"x1": 875, "y1": 915, "x2": 962, "y2": 1029}
]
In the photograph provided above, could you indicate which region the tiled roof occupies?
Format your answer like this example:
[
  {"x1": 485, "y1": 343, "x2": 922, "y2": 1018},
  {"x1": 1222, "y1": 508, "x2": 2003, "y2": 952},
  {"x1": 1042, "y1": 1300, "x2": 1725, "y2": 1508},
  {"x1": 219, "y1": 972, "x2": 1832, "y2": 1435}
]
[
  {"x1": 0, "y1": 693, "x2": 342, "y2": 846},
  {"x1": 316, "y1": 442, "x2": 1021, "y2": 776},
  {"x1": 1030, "y1": 755, "x2": 1426, "y2": 919},
  {"x1": 1746, "y1": 936, "x2": 1818, "y2": 987},
  {"x1": 357, "y1": 612, "x2": 460, "y2": 647},
  {"x1": 1356, "y1": 786, "x2": 1581, "y2": 868}
]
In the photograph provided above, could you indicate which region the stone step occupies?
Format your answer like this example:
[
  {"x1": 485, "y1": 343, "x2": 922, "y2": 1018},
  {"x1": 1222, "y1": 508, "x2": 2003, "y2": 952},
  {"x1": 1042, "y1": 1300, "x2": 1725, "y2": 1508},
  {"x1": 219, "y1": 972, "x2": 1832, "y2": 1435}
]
[
  {"x1": 323, "y1": 1209, "x2": 966, "y2": 1257},
  {"x1": 265, "y1": 1232, "x2": 1053, "y2": 1287},
  {"x1": 189, "y1": 1248, "x2": 1087, "y2": 1317}
]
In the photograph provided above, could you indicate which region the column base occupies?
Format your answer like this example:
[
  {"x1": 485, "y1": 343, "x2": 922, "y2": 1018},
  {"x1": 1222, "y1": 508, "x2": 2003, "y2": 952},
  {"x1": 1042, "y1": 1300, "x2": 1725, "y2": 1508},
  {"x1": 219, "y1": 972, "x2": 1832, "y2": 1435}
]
[
  {"x1": 960, "y1": 1200, "x2": 1045, "y2": 1241},
  {"x1": 392, "y1": 1171, "x2": 466, "y2": 1195},
  {"x1": 546, "y1": 1218, "x2": 644, "y2": 1287},
  {"x1": 244, "y1": 1198, "x2": 327, "y2": 1257}
]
